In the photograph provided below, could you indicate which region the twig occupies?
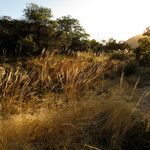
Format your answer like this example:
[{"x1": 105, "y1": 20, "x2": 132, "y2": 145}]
[{"x1": 84, "y1": 144, "x2": 102, "y2": 150}]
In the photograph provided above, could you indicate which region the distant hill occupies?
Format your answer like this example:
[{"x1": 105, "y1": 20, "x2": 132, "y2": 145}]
[{"x1": 126, "y1": 34, "x2": 146, "y2": 49}]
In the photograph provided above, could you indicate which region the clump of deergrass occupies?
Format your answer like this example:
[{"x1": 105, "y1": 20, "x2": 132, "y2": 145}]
[
  {"x1": 0, "y1": 52, "x2": 113, "y2": 115},
  {"x1": 25, "y1": 52, "x2": 113, "y2": 99}
]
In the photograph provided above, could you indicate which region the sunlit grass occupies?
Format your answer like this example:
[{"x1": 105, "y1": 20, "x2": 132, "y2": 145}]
[{"x1": 0, "y1": 52, "x2": 149, "y2": 150}]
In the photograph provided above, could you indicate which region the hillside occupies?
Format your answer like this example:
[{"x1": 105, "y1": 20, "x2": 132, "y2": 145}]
[
  {"x1": 0, "y1": 3, "x2": 150, "y2": 150},
  {"x1": 126, "y1": 34, "x2": 146, "y2": 49}
]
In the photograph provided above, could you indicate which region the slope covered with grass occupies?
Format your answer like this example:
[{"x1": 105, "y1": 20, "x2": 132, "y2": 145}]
[{"x1": 0, "y1": 52, "x2": 150, "y2": 150}]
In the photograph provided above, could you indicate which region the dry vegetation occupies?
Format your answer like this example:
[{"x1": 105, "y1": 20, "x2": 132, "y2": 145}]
[{"x1": 0, "y1": 51, "x2": 150, "y2": 150}]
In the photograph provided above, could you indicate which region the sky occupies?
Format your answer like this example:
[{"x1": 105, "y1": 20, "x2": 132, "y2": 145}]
[{"x1": 0, "y1": 0, "x2": 150, "y2": 41}]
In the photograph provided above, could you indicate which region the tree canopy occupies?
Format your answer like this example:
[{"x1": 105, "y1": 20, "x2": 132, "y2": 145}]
[
  {"x1": 0, "y1": 3, "x2": 130, "y2": 58},
  {"x1": 134, "y1": 37, "x2": 150, "y2": 65},
  {"x1": 55, "y1": 16, "x2": 89, "y2": 53},
  {"x1": 24, "y1": 3, "x2": 53, "y2": 25}
]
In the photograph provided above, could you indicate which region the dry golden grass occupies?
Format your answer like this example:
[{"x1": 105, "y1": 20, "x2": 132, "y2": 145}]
[
  {"x1": 0, "y1": 52, "x2": 149, "y2": 150},
  {"x1": 0, "y1": 96, "x2": 146, "y2": 150}
]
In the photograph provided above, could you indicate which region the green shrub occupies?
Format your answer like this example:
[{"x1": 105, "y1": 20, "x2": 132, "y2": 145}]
[
  {"x1": 17, "y1": 34, "x2": 37, "y2": 56},
  {"x1": 110, "y1": 51, "x2": 129, "y2": 61},
  {"x1": 134, "y1": 37, "x2": 150, "y2": 66},
  {"x1": 124, "y1": 61, "x2": 137, "y2": 76},
  {"x1": 139, "y1": 52, "x2": 150, "y2": 66}
]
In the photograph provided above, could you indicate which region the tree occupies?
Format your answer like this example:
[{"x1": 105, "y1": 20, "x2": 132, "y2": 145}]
[
  {"x1": 143, "y1": 26, "x2": 150, "y2": 36},
  {"x1": 0, "y1": 16, "x2": 12, "y2": 21},
  {"x1": 134, "y1": 37, "x2": 150, "y2": 65},
  {"x1": 0, "y1": 4, "x2": 90, "y2": 57},
  {"x1": 90, "y1": 39, "x2": 104, "y2": 53},
  {"x1": 23, "y1": 3, "x2": 57, "y2": 52},
  {"x1": 0, "y1": 3, "x2": 57, "y2": 57},
  {"x1": 56, "y1": 15, "x2": 89, "y2": 53},
  {"x1": 105, "y1": 38, "x2": 129, "y2": 52},
  {"x1": 24, "y1": 3, "x2": 53, "y2": 25}
]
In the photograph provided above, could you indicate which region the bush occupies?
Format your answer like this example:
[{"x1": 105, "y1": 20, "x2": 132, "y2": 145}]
[
  {"x1": 139, "y1": 52, "x2": 150, "y2": 66},
  {"x1": 16, "y1": 34, "x2": 37, "y2": 56},
  {"x1": 134, "y1": 37, "x2": 150, "y2": 66},
  {"x1": 124, "y1": 61, "x2": 137, "y2": 76},
  {"x1": 110, "y1": 51, "x2": 129, "y2": 61}
]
